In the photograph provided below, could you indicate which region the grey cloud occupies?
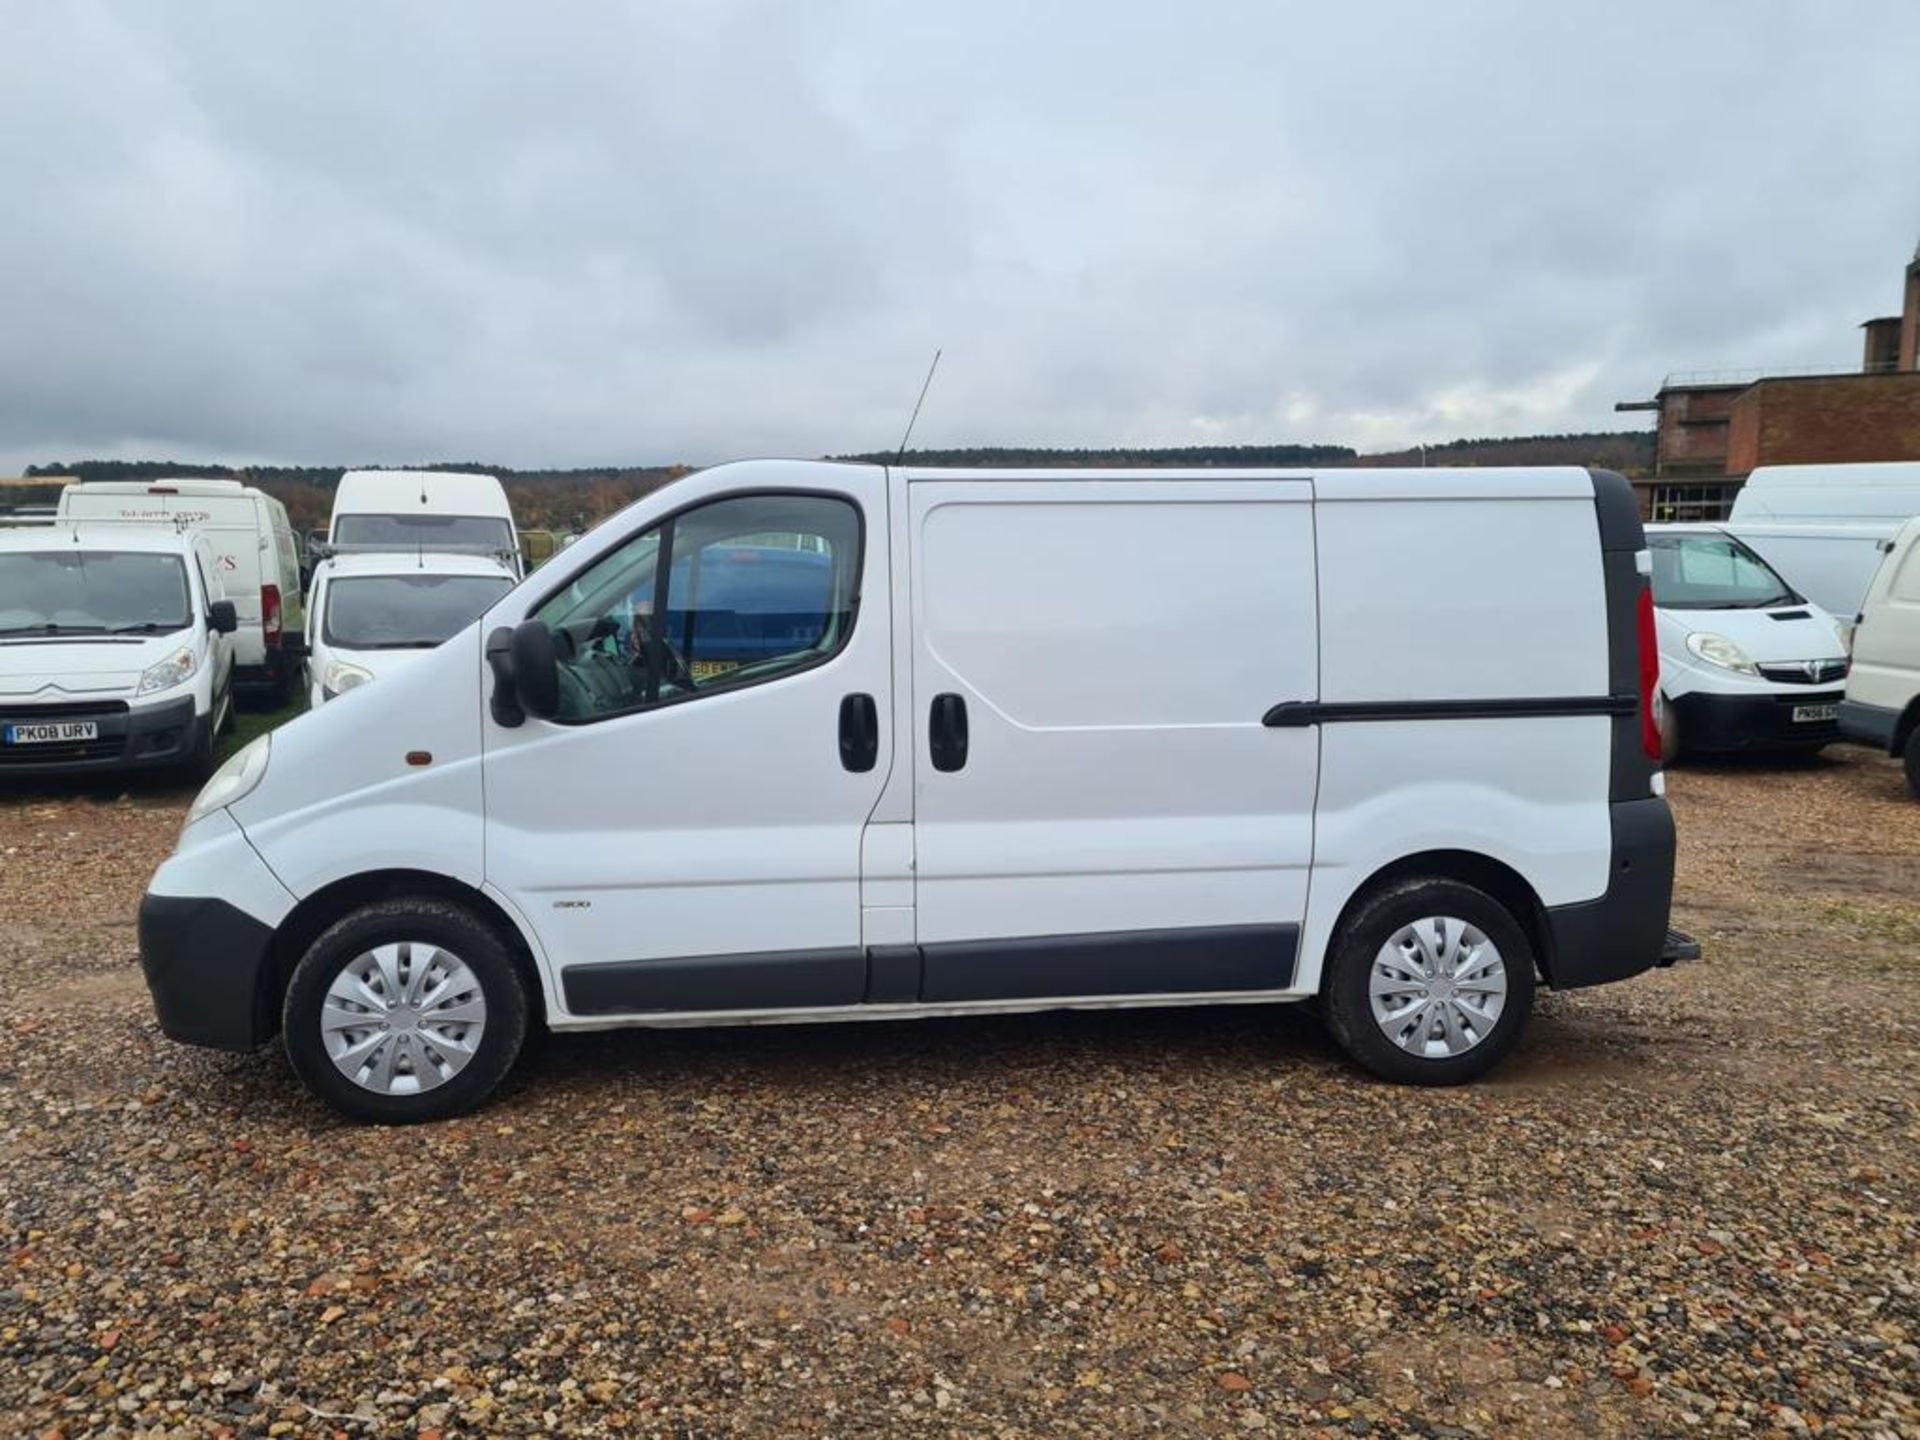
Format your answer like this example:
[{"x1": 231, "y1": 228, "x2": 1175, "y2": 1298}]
[{"x1": 3, "y1": 0, "x2": 1918, "y2": 471}]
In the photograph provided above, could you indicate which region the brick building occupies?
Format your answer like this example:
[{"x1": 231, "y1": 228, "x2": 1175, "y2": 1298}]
[{"x1": 1617, "y1": 244, "x2": 1920, "y2": 518}]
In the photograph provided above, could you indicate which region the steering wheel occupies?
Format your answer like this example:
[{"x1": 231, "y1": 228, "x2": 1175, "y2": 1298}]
[{"x1": 631, "y1": 612, "x2": 696, "y2": 691}]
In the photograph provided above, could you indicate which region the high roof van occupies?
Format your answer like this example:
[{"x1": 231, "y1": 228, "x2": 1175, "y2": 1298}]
[
  {"x1": 1727, "y1": 462, "x2": 1920, "y2": 622},
  {"x1": 329, "y1": 470, "x2": 521, "y2": 577},
  {"x1": 57, "y1": 479, "x2": 304, "y2": 701},
  {"x1": 139, "y1": 462, "x2": 1692, "y2": 1122}
]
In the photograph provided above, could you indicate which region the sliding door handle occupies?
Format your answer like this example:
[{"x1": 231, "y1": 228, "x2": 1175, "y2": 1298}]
[
  {"x1": 929, "y1": 692, "x2": 969, "y2": 772},
  {"x1": 839, "y1": 692, "x2": 878, "y2": 772}
]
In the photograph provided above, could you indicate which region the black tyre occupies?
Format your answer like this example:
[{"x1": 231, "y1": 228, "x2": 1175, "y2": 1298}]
[
  {"x1": 282, "y1": 898, "x2": 529, "y2": 1124},
  {"x1": 1904, "y1": 727, "x2": 1920, "y2": 801},
  {"x1": 1655, "y1": 692, "x2": 1681, "y2": 765},
  {"x1": 1320, "y1": 877, "x2": 1536, "y2": 1086}
]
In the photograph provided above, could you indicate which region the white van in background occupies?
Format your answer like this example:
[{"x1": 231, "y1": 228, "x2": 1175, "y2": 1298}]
[
  {"x1": 140, "y1": 462, "x2": 1691, "y2": 1123},
  {"x1": 57, "y1": 479, "x2": 305, "y2": 701},
  {"x1": 329, "y1": 470, "x2": 522, "y2": 578},
  {"x1": 299, "y1": 550, "x2": 518, "y2": 706},
  {"x1": 1647, "y1": 525, "x2": 1850, "y2": 758},
  {"x1": 1839, "y1": 514, "x2": 1920, "y2": 796},
  {"x1": 0, "y1": 522, "x2": 237, "y2": 776},
  {"x1": 1727, "y1": 462, "x2": 1920, "y2": 623}
]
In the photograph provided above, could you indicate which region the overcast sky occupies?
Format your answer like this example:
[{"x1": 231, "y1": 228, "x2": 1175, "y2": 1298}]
[{"x1": 3, "y1": 1, "x2": 1919, "y2": 473}]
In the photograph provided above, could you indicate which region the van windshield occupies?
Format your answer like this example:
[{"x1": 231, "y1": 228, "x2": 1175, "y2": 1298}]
[
  {"x1": 322, "y1": 574, "x2": 513, "y2": 649},
  {"x1": 0, "y1": 551, "x2": 191, "y2": 635},
  {"x1": 1649, "y1": 533, "x2": 1799, "y2": 610},
  {"x1": 332, "y1": 514, "x2": 515, "y2": 551}
]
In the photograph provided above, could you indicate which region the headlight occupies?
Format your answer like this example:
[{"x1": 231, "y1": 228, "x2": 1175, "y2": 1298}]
[
  {"x1": 137, "y1": 646, "x2": 199, "y2": 696},
  {"x1": 186, "y1": 734, "x2": 270, "y2": 827},
  {"x1": 322, "y1": 659, "x2": 374, "y2": 695},
  {"x1": 1684, "y1": 631, "x2": 1758, "y2": 674}
]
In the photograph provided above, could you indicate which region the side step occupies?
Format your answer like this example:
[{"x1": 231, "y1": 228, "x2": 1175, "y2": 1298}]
[{"x1": 1659, "y1": 928, "x2": 1702, "y2": 966}]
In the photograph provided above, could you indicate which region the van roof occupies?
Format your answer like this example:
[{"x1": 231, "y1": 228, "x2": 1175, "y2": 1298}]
[
  {"x1": 333, "y1": 470, "x2": 513, "y2": 521},
  {"x1": 62, "y1": 478, "x2": 252, "y2": 496},
  {"x1": 0, "y1": 520, "x2": 196, "y2": 554}
]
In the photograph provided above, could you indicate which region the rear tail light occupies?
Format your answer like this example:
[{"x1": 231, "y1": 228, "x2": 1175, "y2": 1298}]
[
  {"x1": 1636, "y1": 582, "x2": 1661, "y2": 761},
  {"x1": 262, "y1": 584, "x2": 283, "y2": 644}
]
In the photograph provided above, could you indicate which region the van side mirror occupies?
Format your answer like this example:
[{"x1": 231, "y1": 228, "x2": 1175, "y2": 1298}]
[
  {"x1": 511, "y1": 619, "x2": 561, "y2": 720},
  {"x1": 208, "y1": 600, "x2": 239, "y2": 635},
  {"x1": 487, "y1": 620, "x2": 561, "y2": 727}
]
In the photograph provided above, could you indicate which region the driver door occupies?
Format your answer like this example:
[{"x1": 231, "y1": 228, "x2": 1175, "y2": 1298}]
[{"x1": 481, "y1": 472, "x2": 894, "y2": 1018}]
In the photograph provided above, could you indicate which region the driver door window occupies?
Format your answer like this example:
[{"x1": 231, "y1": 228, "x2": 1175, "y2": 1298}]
[{"x1": 533, "y1": 493, "x2": 860, "y2": 722}]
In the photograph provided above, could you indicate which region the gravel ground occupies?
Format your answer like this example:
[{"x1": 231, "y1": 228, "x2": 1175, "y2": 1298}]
[{"x1": 2, "y1": 749, "x2": 1917, "y2": 1438}]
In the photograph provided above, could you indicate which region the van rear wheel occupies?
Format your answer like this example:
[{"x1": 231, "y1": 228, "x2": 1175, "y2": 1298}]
[
  {"x1": 1320, "y1": 877, "x2": 1535, "y2": 1085},
  {"x1": 282, "y1": 898, "x2": 528, "y2": 1124},
  {"x1": 1904, "y1": 728, "x2": 1920, "y2": 800}
]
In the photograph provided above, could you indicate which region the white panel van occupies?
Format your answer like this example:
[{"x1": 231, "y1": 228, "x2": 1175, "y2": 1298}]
[
  {"x1": 1839, "y1": 514, "x2": 1920, "y2": 795},
  {"x1": 299, "y1": 550, "x2": 518, "y2": 707},
  {"x1": 0, "y1": 522, "x2": 237, "y2": 776},
  {"x1": 57, "y1": 480, "x2": 305, "y2": 701},
  {"x1": 1646, "y1": 524, "x2": 1850, "y2": 758},
  {"x1": 329, "y1": 470, "x2": 522, "y2": 578},
  {"x1": 1727, "y1": 462, "x2": 1920, "y2": 623},
  {"x1": 139, "y1": 463, "x2": 1691, "y2": 1122}
]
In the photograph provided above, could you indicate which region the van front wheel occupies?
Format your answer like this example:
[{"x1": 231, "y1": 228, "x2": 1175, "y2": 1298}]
[
  {"x1": 282, "y1": 899, "x2": 528, "y2": 1124},
  {"x1": 1320, "y1": 878, "x2": 1535, "y2": 1085}
]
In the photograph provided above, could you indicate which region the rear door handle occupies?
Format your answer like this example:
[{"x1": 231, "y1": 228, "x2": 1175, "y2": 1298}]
[
  {"x1": 929, "y1": 692, "x2": 969, "y2": 772},
  {"x1": 839, "y1": 692, "x2": 878, "y2": 773}
]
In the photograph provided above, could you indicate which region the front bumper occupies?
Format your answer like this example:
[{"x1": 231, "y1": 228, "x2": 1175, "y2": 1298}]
[
  {"x1": 1838, "y1": 698, "x2": 1901, "y2": 754},
  {"x1": 138, "y1": 892, "x2": 279, "y2": 1050},
  {"x1": 0, "y1": 695, "x2": 203, "y2": 776},
  {"x1": 1671, "y1": 687, "x2": 1843, "y2": 753}
]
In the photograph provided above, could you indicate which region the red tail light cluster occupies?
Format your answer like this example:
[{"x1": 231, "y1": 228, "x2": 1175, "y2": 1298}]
[
  {"x1": 1636, "y1": 582, "x2": 1660, "y2": 761},
  {"x1": 262, "y1": 584, "x2": 283, "y2": 644}
]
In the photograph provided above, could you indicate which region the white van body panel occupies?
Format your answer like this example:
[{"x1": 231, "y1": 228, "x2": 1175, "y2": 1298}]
[
  {"x1": 1724, "y1": 521, "x2": 1900, "y2": 622},
  {"x1": 1729, "y1": 461, "x2": 1920, "y2": 524},
  {"x1": 906, "y1": 475, "x2": 1318, "y2": 959},
  {"x1": 148, "y1": 808, "x2": 297, "y2": 925},
  {"x1": 1845, "y1": 515, "x2": 1920, "y2": 720},
  {"x1": 231, "y1": 632, "x2": 486, "y2": 896},
  {"x1": 56, "y1": 480, "x2": 301, "y2": 673}
]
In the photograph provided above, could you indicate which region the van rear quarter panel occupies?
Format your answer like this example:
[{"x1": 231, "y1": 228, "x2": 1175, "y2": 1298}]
[{"x1": 1297, "y1": 472, "x2": 1613, "y2": 990}]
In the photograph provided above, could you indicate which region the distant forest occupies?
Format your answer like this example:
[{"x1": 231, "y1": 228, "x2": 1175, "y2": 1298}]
[
  {"x1": 20, "y1": 460, "x2": 690, "y2": 535},
  {"x1": 23, "y1": 430, "x2": 1654, "y2": 534}
]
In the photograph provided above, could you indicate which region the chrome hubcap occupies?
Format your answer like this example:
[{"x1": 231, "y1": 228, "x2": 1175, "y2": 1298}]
[
  {"x1": 321, "y1": 941, "x2": 488, "y2": 1095},
  {"x1": 1369, "y1": 916, "x2": 1508, "y2": 1059}
]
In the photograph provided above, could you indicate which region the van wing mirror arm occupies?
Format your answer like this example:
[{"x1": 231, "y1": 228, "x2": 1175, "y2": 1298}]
[{"x1": 486, "y1": 626, "x2": 525, "y2": 727}]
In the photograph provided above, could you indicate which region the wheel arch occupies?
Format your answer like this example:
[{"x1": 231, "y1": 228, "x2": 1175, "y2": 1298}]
[
  {"x1": 1894, "y1": 696, "x2": 1920, "y2": 757},
  {"x1": 1323, "y1": 849, "x2": 1556, "y2": 988},
  {"x1": 266, "y1": 869, "x2": 548, "y2": 1037}
]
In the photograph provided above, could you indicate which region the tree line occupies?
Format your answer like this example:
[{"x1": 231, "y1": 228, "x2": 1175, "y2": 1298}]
[{"x1": 24, "y1": 430, "x2": 1654, "y2": 534}]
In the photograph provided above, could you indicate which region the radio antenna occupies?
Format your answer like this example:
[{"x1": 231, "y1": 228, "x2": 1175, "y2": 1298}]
[{"x1": 894, "y1": 348, "x2": 942, "y2": 467}]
